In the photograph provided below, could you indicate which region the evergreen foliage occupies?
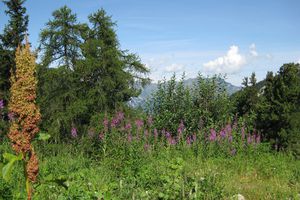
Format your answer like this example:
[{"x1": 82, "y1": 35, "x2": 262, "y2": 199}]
[
  {"x1": 257, "y1": 63, "x2": 300, "y2": 154},
  {"x1": 232, "y1": 72, "x2": 259, "y2": 118},
  {"x1": 39, "y1": 5, "x2": 84, "y2": 69},
  {"x1": 37, "y1": 7, "x2": 149, "y2": 139},
  {"x1": 0, "y1": 0, "x2": 29, "y2": 123}
]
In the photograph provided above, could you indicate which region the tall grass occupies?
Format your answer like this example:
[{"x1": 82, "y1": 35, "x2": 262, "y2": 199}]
[{"x1": 1, "y1": 111, "x2": 299, "y2": 199}]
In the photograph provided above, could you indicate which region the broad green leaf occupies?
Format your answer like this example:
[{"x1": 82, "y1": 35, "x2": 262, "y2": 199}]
[
  {"x1": 37, "y1": 132, "x2": 51, "y2": 141},
  {"x1": 3, "y1": 153, "x2": 22, "y2": 162},
  {"x1": 2, "y1": 160, "x2": 16, "y2": 181},
  {"x1": 2, "y1": 153, "x2": 22, "y2": 181}
]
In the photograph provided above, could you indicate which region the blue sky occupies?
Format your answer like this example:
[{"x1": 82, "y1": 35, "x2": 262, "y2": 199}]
[{"x1": 1, "y1": 0, "x2": 299, "y2": 86}]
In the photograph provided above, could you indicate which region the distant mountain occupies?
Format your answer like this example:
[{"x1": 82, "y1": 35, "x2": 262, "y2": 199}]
[{"x1": 129, "y1": 78, "x2": 241, "y2": 108}]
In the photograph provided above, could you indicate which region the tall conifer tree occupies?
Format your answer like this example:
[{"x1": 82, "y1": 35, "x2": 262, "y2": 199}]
[{"x1": 0, "y1": 0, "x2": 29, "y2": 100}]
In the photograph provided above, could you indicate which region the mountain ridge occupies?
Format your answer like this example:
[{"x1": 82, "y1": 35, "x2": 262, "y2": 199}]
[{"x1": 129, "y1": 78, "x2": 241, "y2": 108}]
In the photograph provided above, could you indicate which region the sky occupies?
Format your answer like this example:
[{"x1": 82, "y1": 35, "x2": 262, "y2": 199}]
[{"x1": 0, "y1": 0, "x2": 299, "y2": 86}]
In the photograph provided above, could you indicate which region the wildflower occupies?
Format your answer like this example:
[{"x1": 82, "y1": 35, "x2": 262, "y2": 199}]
[
  {"x1": 170, "y1": 138, "x2": 176, "y2": 145},
  {"x1": 228, "y1": 135, "x2": 233, "y2": 142},
  {"x1": 256, "y1": 134, "x2": 261, "y2": 144},
  {"x1": 135, "y1": 119, "x2": 144, "y2": 129},
  {"x1": 225, "y1": 124, "x2": 232, "y2": 135},
  {"x1": 147, "y1": 116, "x2": 153, "y2": 126},
  {"x1": 111, "y1": 117, "x2": 119, "y2": 128},
  {"x1": 0, "y1": 99, "x2": 4, "y2": 109},
  {"x1": 165, "y1": 131, "x2": 171, "y2": 138},
  {"x1": 186, "y1": 136, "x2": 192, "y2": 145},
  {"x1": 219, "y1": 129, "x2": 226, "y2": 138},
  {"x1": 165, "y1": 132, "x2": 172, "y2": 144},
  {"x1": 209, "y1": 128, "x2": 217, "y2": 141},
  {"x1": 71, "y1": 127, "x2": 77, "y2": 138},
  {"x1": 125, "y1": 123, "x2": 132, "y2": 131},
  {"x1": 127, "y1": 133, "x2": 132, "y2": 142},
  {"x1": 177, "y1": 120, "x2": 185, "y2": 134},
  {"x1": 99, "y1": 132, "x2": 105, "y2": 140},
  {"x1": 247, "y1": 134, "x2": 252, "y2": 144}
]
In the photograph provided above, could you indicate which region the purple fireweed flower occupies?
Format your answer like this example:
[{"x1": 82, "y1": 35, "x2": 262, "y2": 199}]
[
  {"x1": 165, "y1": 131, "x2": 171, "y2": 138},
  {"x1": 228, "y1": 135, "x2": 233, "y2": 142},
  {"x1": 99, "y1": 132, "x2": 105, "y2": 140},
  {"x1": 0, "y1": 99, "x2": 4, "y2": 109},
  {"x1": 209, "y1": 129, "x2": 217, "y2": 141},
  {"x1": 125, "y1": 123, "x2": 132, "y2": 131},
  {"x1": 71, "y1": 127, "x2": 77, "y2": 138},
  {"x1": 256, "y1": 134, "x2": 261, "y2": 144},
  {"x1": 171, "y1": 138, "x2": 177, "y2": 145},
  {"x1": 247, "y1": 134, "x2": 252, "y2": 144},
  {"x1": 127, "y1": 133, "x2": 132, "y2": 142},
  {"x1": 111, "y1": 117, "x2": 119, "y2": 128},
  {"x1": 135, "y1": 119, "x2": 144, "y2": 129},
  {"x1": 177, "y1": 120, "x2": 185, "y2": 133},
  {"x1": 220, "y1": 129, "x2": 226, "y2": 138},
  {"x1": 186, "y1": 136, "x2": 192, "y2": 145},
  {"x1": 225, "y1": 124, "x2": 232, "y2": 135},
  {"x1": 147, "y1": 116, "x2": 153, "y2": 126}
]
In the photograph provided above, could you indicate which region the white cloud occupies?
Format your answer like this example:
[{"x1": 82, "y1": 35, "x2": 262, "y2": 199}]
[
  {"x1": 164, "y1": 63, "x2": 184, "y2": 72},
  {"x1": 297, "y1": 59, "x2": 300, "y2": 64},
  {"x1": 203, "y1": 45, "x2": 246, "y2": 74},
  {"x1": 249, "y1": 43, "x2": 258, "y2": 57}
]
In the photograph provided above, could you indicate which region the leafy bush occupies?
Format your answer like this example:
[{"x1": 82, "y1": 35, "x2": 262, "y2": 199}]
[{"x1": 147, "y1": 73, "x2": 232, "y2": 134}]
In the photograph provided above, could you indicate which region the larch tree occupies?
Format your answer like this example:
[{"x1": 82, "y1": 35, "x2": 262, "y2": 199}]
[
  {"x1": 0, "y1": 0, "x2": 29, "y2": 133},
  {"x1": 8, "y1": 38, "x2": 41, "y2": 200},
  {"x1": 39, "y1": 5, "x2": 84, "y2": 69},
  {"x1": 79, "y1": 8, "x2": 150, "y2": 110}
]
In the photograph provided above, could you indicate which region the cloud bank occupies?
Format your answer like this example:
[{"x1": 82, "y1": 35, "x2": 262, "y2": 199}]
[
  {"x1": 203, "y1": 44, "x2": 262, "y2": 74},
  {"x1": 203, "y1": 45, "x2": 246, "y2": 74}
]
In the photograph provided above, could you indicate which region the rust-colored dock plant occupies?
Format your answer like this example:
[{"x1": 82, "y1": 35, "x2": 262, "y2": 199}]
[{"x1": 8, "y1": 38, "x2": 41, "y2": 200}]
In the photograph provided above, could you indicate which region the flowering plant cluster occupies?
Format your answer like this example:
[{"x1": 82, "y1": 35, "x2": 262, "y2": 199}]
[{"x1": 72, "y1": 111, "x2": 261, "y2": 156}]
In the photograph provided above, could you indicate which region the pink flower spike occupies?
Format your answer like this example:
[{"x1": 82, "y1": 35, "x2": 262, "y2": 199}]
[
  {"x1": 71, "y1": 127, "x2": 77, "y2": 138},
  {"x1": 209, "y1": 129, "x2": 217, "y2": 141},
  {"x1": 135, "y1": 119, "x2": 144, "y2": 129}
]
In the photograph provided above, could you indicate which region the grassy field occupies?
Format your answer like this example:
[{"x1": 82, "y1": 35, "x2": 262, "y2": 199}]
[{"x1": 1, "y1": 138, "x2": 299, "y2": 200}]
